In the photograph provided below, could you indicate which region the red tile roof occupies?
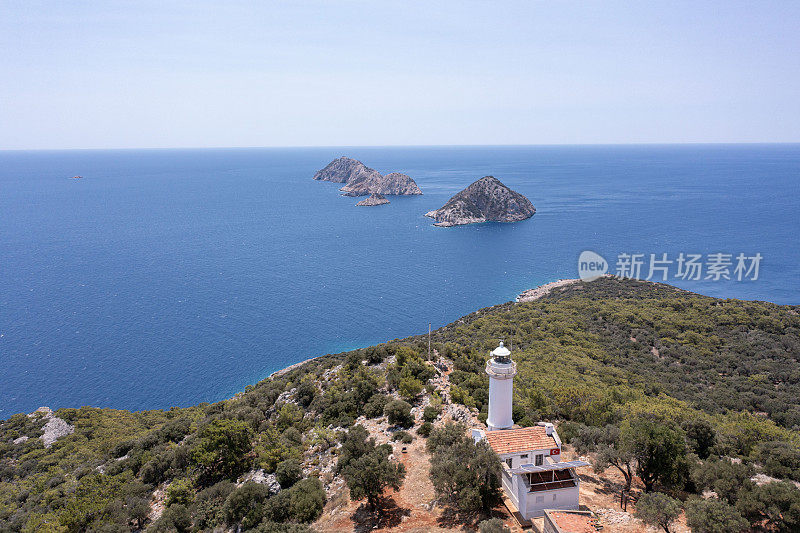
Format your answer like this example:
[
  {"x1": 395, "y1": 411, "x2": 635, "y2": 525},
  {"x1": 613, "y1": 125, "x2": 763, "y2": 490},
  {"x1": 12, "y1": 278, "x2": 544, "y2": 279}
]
[{"x1": 484, "y1": 427, "x2": 557, "y2": 455}]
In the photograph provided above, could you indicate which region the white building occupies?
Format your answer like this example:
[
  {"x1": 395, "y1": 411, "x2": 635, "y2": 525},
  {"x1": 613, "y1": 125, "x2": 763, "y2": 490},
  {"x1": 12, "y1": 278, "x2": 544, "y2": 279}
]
[{"x1": 473, "y1": 341, "x2": 589, "y2": 520}]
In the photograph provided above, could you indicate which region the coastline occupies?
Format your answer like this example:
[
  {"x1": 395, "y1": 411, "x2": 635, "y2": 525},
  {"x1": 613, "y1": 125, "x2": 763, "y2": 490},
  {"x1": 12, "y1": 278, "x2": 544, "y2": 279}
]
[
  {"x1": 515, "y1": 278, "x2": 582, "y2": 302},
  {"x1": 264, "y1": 279, "x2": 584, "y2": 381},
  {"x1": 268, "y1": 356, "x2": 325, "y2": 379}
]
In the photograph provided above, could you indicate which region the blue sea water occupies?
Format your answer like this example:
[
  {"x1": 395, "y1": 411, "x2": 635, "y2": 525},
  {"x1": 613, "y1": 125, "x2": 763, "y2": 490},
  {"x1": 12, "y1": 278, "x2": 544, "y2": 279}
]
[{"x1": 1, "y1": 145, "x2": 799, "y2": 417}]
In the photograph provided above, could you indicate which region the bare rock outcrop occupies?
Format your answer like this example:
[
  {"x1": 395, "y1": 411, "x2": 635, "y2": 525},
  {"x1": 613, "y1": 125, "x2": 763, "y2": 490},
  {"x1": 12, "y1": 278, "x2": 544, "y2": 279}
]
[
  {"x1": 355, "y1": 193, "x2": 390, "y2": 206},
  {"x1": 313, "y1": 157, "x2": 382, "y2": 184},
  {"x1": 341, "y1": 171, "x2": 421, "y2": 197},
  {"x1": 28, "y1": 407, "x2": 75, "y2": 448},
  {"x1": 313, "y1": 157, "x2": 422, "y2": 197},
  {"x1": 238, "y1": 469, "x2": 282, "y2": 493},
  {"x1": 425, "y1": 176, "x2": 535, "y2": 227}
]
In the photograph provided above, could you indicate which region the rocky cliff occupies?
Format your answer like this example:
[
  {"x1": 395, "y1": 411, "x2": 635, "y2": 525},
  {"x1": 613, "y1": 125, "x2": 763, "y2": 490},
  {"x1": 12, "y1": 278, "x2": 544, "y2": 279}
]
[
  {"x1": 313, "y1": 157, "x2": 422, "y2": 197},
  {"x1": 341, "y1": 171, "x2": 422, "y2": 197},
  {"x1": 355, "y1": 193, "x2": 390, "y2": 206},
  {"x1": 312, "y1": 157, "x2": 382, "y2": 184},
  {"x1": 424, "y1": 176, "x2": 535, "y2": 227}
]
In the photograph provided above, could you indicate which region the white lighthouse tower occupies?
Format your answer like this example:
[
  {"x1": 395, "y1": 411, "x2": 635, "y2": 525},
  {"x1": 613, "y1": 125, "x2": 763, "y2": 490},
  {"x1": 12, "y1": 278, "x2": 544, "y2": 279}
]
[{"x1": 486, "y1": 340, "x2": 517, "y2": 431}]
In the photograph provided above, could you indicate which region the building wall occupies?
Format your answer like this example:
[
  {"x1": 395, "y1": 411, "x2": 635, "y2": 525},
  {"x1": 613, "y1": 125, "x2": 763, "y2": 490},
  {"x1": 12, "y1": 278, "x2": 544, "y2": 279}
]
[
  {"x1": 542, "y1": 514, "x2": 559, "y2": 533},
  {"x1": 499, "y1": 447, "x2": 555, "y2": 469},
  {"x1": 522, "y1": 485, "x2": 580, "y2": 519},
  {"x1": 501, "y1": 469, "x2": 519, "y2": 510}
]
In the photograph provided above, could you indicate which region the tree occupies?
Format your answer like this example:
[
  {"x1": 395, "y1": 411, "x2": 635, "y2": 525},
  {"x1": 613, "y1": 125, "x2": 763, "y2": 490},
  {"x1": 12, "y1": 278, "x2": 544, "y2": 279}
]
[
  {"x1": 363, "y1": 393, "x2": 389, "y2": 419},
  {"x1": 288, "y1": 478, "x2": 326, "y2": 523},
  {"x1": 337, "y1": 425, "x2": 406, "y2": 515},
  {"x1": 683, "y1": 418, "x2": 717, "y2": 460},
  {"x1": 690, "y1": 458, "x2": 753, "y2": 504},
  {"x1": 736, "y1": 481, "x2": 800, "y2": 532},
  {"x1": 384, "y1": 400, "x2": 414, "y2": 428},
  {"x1": 634, "y1": 492, "x2": 681, "y2": 533},
  {"x1": 685, "y1": 498, "x2": 749, "y2": 533},
  {"x1": 398, "y1": 376, "x2": 424, "y2": 400},
  {"x1": 192, "y1": 419, "x2": 253, "y2": 484},
  {"x1": 756, "y1": 441, "x2": 800, "y2": 482},
  {"x1": 572, "y1": 424, "x2": 636, "y2": 493},
  {"x1": 126, "y1": 496, "x2": 150, "y2": 530},
  {"x1": 151, "y1": 503, "x2": 191, "y2": 533},
  {"x1": 295, "y1": 380, "x2": 317, "y2": 408},
  {"x1": 428, "y1": 423, "x2": 503, "y2": 518},
  {"x1": 335, "y1": 425, "x2": 373, "y2": 474},
  {"x1": 426, "y1": 421, "x2": 469, "y2": 454},
  {"x1": 423, "y1": 406, "x2": 440, "y2": 423},
  {"x1": 165, "y1": 477, "x2": 194, "y2": 507},
  {"x1": 417, "y1": 421, "x2": 433, "y2": 437},
  {"x1": 223, "y1": 482, "x2": 271, "y2": 529},
  {"x1": 191, "y1": 481, "x2": 234, "y2": 531},
  {"x1": 341, "y1": 445, "x2": 406, "y2": 512},
  {"x1": 621, "y1": 413, "x2": 687, "y2": 492},
  {"x1": 276, "y1": 458, "x2": 302, "y2": 488}
]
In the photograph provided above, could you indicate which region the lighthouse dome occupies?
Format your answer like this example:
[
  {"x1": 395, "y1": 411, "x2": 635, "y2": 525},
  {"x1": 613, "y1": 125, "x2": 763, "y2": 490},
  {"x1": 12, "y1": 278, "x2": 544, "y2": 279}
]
[{"x1": 491, "y1": 341, "x2": 511, "y2": 362}]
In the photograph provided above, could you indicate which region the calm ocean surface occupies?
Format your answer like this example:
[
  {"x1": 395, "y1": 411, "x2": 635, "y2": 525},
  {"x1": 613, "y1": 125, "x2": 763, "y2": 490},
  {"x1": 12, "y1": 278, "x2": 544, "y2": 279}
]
[{"x1": 1, "y1": 145, "x2": 799, "y2": 416}]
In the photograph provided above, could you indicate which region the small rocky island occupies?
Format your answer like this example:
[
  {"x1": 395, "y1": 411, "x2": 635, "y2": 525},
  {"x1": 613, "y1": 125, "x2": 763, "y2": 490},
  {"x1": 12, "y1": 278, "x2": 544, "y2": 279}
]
[
  {"x1": 313, "y1": 157, "x2": 422, "y2": 197},
  {"x1": 355, "y1": 193, "x2": 390, "y2": 206},
  {"x1": 425, "y1": 176, "x2": 535, "y2": 227}
]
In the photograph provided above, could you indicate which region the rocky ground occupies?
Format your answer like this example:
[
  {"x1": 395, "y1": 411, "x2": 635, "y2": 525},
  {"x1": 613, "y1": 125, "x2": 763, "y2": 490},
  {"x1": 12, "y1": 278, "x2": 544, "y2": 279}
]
[
  {"x1": 308, "y1": 355, "x2": 692, "y2": 532},
  {"x1": 21, "y1": 407, "x2": 75, "y2": 448},
  {"x1": 355, "y1": 193, "x2": 390, "y2": 206}
]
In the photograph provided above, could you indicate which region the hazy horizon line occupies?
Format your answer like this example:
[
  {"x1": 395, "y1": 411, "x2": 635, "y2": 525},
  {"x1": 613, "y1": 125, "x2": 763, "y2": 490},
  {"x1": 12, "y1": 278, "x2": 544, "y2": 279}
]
[{"x1": 3, "y1": 141, "x2": 800, "y2": 153}]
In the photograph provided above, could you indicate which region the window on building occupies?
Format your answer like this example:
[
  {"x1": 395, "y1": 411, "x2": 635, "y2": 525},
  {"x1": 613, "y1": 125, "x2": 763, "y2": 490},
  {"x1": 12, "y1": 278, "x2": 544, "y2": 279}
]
[
  {"x1": 506, "y1": 458, "x2": 513, "y2": 468},
  {"x1": 535, "y1": 454, "x2": 544, "y2": 466},
  {"x1": 552, "y1": 494, "x2": 557, "y2": 501},
  {"x1": 520, "y1": 454, "x2": 528, "y2": 461},
  {"x1": 536, "y1": 495, "x2": 544, "y2": 503}
]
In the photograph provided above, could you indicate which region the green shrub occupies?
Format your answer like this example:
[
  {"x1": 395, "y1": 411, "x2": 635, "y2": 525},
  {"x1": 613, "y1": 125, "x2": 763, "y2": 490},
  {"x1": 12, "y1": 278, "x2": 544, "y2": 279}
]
[
  {"x1": 385, "y1": 400, "x2": 414, "y2": 428},
  {"x1": 392, "y1": 431, "x2": 413, "y2": 444},
  {"x1": 165, "y1": 477, "x2": 195, "y2": 507},
  {"x1": 478, "y1": 518, "x2": 511, "y2": 533},
  {"x1": 422, "y1": 406, "x2": 440, "y2": 423},
  {"x1": 417, "y1": 421, "x2": 433, "y2": 438},
  {"x1": 276, "y1": 458, "x2": 302, "y2": 488},
  {"x1": 192, "y1": 419, "x2": 253, "y2": 485},
  {"x1": 363, "y1": 393, "x2": 389, "y2": 419},
  {"x1": 223, "y1": 482, "x2": 271, "y2": 529},
  {"x1": 288, "y1": 478, "x2": 326, "y2": 523}
]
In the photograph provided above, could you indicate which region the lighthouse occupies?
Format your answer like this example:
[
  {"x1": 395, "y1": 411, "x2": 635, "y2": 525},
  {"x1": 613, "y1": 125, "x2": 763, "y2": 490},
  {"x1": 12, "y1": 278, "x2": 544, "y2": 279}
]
[{"x1": 486, "y1": 340, "x2": 516, "y2": 431}]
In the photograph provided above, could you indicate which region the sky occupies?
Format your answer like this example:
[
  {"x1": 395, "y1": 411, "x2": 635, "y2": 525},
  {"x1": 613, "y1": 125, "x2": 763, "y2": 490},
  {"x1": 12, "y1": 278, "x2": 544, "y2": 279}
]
[{"x1": 1, "y1": 1, "x2": 799, "y2": 149}]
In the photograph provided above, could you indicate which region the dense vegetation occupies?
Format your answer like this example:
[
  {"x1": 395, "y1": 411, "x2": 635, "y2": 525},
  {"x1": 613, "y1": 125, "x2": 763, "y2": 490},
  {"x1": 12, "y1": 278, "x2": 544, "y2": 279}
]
[
  {"x1": 1, "y1": 277, "x2": 799, "y2": 532},
  {"x1": 431, "y1": 277, "x2": 800, "y2": 531}
]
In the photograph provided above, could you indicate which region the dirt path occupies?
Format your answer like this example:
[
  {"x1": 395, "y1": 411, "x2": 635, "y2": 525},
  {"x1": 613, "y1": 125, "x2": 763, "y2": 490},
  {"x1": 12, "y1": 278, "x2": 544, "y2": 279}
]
[{"x1": 313, "y1": 354, "x2": 691, "y2": 533}]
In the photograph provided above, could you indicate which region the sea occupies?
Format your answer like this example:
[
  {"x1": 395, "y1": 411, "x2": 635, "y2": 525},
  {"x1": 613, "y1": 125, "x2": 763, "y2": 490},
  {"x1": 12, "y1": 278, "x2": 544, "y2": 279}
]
[{"x1": 1, "y1": 145, "x2": 799, "y2": 417}]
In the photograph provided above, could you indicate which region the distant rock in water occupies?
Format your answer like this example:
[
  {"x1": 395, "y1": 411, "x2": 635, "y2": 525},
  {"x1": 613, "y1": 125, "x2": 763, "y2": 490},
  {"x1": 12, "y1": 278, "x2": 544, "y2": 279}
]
[
  {"x1": 425, "y1": 176, "x2": 535, "y2": 227},
  {"x1": 313, "y1": 157, "x2": 422, "y2": 197},
  {"x1": 70, "y1": 176, "x2": 83, "y2": 179},
  {"x1": 356, "y1": 193, "x2": 390, "y2": 206},
  {"x1": 341, "y1": 171, "x2": 422, "y2": 197},
  {"x1": 313, "y1": 157, "x2": 382, "y2": 184}
]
